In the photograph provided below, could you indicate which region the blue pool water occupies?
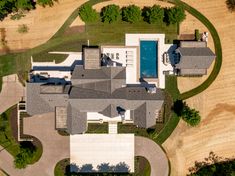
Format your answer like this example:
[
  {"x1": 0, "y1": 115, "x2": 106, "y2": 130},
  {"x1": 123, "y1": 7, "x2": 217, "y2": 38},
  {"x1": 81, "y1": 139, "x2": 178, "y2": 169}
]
[{"x1": 140, "y1": 40, "x2": 158, "y2": 78}]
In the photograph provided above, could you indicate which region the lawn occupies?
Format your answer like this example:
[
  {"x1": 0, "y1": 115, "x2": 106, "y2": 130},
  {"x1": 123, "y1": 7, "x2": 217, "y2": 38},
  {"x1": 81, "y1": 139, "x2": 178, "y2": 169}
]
[
  {"x1": 118, "y1": 123, "x2": 151, "y2": 137},
  {"x1": 0, "y1": 105, "x2": 20, "y2": 157},
  {"x1": 86, "y1": 123, "x2": 108, "y2": 133},
  {"x1": 32, "y1": 20, "x2": 178, "y2": 63},
  {"x1": 135, "y1": 156, "x2": 151, "y2": 176},
  {"x1": 0, "y1": 6, "x2": 178, "y2": 91}
]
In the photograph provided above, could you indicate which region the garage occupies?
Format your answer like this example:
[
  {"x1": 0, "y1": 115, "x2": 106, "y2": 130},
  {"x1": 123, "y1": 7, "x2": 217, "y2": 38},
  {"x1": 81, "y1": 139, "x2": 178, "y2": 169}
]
[{"x1": 70, "y1": 134, "x2": 134, "y2": 172}]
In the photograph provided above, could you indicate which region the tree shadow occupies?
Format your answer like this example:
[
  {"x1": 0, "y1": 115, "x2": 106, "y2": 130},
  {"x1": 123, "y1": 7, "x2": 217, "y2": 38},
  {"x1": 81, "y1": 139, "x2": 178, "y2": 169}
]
[
  {"x1": 226, "y1": 0, "x2": 235, "y2": 12},
  {"x1": 68, "y1": 162, "x2": 130, "y2": 174},
  {"x1": 79, "y1": 164, "x2": 94, "y2": 172},
  {"x1": 172, "y1": 100, "x2": 184, "y2": 116}
]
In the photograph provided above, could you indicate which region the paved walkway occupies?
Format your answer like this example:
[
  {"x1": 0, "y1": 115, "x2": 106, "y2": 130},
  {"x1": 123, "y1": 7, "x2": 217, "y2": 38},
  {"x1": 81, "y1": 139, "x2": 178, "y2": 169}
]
[
  {"x1": 135, "y1": 136, "x2": 169, "y2": 176},
  {"x1": 0, "y1": 112, "x2": 69, "y2": 176},
  {"x1": 0, "y1": 74, "x2": 25, "y2": 114}
]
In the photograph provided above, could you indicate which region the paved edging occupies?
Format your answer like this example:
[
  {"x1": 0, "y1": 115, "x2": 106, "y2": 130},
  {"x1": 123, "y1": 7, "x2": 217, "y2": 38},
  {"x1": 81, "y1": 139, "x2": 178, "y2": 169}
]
[{"x1": 135, "y1": 136, "x2": 169, "y2": 176}]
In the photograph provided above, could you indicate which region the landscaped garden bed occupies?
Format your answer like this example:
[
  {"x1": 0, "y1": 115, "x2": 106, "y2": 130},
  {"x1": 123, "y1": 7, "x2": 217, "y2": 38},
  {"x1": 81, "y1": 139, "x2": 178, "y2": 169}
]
[{"x1": 0, "y1": 105, "x2": 42, "y2": 168}]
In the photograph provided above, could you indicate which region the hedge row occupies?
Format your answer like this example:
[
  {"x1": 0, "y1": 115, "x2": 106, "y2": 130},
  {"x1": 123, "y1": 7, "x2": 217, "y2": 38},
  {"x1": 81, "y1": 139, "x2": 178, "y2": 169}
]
[{"x1": 78, "y1": 4, "x2": 186, "y2": 24}]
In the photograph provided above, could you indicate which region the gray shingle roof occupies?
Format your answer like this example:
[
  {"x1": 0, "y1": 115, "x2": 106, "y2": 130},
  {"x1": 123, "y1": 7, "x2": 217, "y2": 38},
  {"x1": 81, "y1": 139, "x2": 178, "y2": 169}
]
[
  {"x1": 26, "y1": 83, "x2": 54, "y2": 115},
  {"x1": 71, "y1": 65, "x2": 109, "y2": 80},
  {"x1": 175, "y1": 47, "x2": 215, "y2": 70},
  {"x1": 133, "y1": 103, "x2": 147, "y2": 128},
  {"x1": 27, "y1": 65, "x2": 164, "y2": 133},
  {"x1": 69, "y1": 86, "x2": 164, "y2": 101},
  {"x1": 67, "y1": 103, "x2": 87, "y2": 134},
  {"x1": 99, "y1": 104, "x2": 119, "y2": 118}
]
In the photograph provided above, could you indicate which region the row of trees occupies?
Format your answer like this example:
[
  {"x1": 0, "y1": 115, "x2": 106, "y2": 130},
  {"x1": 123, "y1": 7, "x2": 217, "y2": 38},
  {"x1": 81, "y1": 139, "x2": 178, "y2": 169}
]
[
  {"x1": 79, "y1": 4, "x2": 186, "y2": 25},
  {"x1": 0, "y1": 0, "x2": 58, "y2": 20}
]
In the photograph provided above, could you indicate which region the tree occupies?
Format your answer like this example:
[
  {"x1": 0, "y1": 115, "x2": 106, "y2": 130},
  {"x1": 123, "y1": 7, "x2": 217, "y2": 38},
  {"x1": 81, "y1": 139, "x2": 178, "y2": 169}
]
[
  {"x1": 0, "y1": 0, "x2": 16, "y2": 20},
  {"x1": 165, "y1": 7, "x2": 186, "y2": 24},
  {"x1": 143, "y1": 5, "x2": 164, "y2": 24},
  {"x1": 14, "y1": 142, "x2": 36, "y2": 169},
  {"x1": 37, "y1": 0, "x2": 57, "y2": 7},
  {"x1": 78, "y1": 4, "x2": 98, "y2": 23},
  {"x1": 122, "y1": 5, "x2": 142, "y2": 23},
  {"x1": 16, "y1": 0, "x2": 33, "y2": 10},
  {"x1": 226, "y1": 0, "x2": 235, "y2": 12},
  {"x1": 100, "y1": 4, "x2": 120, "y2": 23},
  {"x1": 181, "y1": 103, "x2": 201, "y2": 126},
  {"x1": 195, "y1": 29, "x2": 200, "y2": 41}
]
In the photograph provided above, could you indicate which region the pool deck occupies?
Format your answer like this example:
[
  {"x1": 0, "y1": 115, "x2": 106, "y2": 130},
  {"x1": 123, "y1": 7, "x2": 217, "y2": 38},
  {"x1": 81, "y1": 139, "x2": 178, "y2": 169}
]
[
  {"x1": 125, "y1": 34, "x2": 175, "y2": 89},
  {"x1": 101, "y1": 46, "x2": 139, "y2": 84}
]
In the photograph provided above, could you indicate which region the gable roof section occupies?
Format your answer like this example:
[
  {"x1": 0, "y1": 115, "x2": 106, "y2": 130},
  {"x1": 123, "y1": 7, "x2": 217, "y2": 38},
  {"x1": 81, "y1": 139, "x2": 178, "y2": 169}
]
[
  {"x1": 133, "y1": 103, "x2": 147, "y2": 128},
  {"x1": 99, "y1": 104, "x2": 119, "y2": 118},
  {"x1": 175, "y1": 47, "x2": 215, "y2": 69},
  {"x1": 71, "y1": 65, "x2": 109, "y2": 80},
  {"x1": 26, "y1": 83, "x2": 53, "y2": 115},
  {"x1": 69, "y1": 86, "x2": 164, "y2": 101},
  {"x1": 67, "y1": 103, "x2": 87, "y2": 134}
]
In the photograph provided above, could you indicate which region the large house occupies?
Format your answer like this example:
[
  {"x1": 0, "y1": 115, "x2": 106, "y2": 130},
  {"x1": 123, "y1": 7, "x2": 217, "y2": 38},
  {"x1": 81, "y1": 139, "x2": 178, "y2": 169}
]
[{"x1": 26, "y1": 47, "x2": 165, "y2": 134}]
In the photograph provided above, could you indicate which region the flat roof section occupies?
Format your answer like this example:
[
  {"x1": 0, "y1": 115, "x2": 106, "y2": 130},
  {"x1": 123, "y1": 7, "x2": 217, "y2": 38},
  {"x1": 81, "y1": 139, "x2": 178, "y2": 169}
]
[
  {"x1": 70, "y1": 134, "x2": 134, "y2": 173},
  {"x1": 84, "y1": 48, "x2": 100, "y2": 69},
  {"x1": 55, "y1": 106, "x2": 67, "y2": 129}
]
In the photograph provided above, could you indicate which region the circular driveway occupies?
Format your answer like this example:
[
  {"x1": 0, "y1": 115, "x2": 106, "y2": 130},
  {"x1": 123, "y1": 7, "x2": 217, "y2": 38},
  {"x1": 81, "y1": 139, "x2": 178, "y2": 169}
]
[{"x1": 135, "y1": 136, "x2": 169, "y2": 176}]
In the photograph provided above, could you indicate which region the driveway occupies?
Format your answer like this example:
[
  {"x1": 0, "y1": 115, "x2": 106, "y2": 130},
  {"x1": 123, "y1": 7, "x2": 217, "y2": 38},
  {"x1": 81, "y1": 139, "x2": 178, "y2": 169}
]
[
  {"x1": 23, "y1": 112, "x2": 70, "y2": 176},
  {"x1": 0, "y1": 112, "x2": 69, "y2": 176},
  {"x1": 0, "y1": 74, "x2": 25, "y2": 114},
  {"x1": 135, "y1": 136, "x2": 169, "y2": 176}
]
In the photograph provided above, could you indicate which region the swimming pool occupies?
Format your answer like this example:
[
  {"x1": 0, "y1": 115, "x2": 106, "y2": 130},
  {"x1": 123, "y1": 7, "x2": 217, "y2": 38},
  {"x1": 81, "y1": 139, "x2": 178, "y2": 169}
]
[{"x1": 140, "y1": 40, "x2": 158, "y2": 78}]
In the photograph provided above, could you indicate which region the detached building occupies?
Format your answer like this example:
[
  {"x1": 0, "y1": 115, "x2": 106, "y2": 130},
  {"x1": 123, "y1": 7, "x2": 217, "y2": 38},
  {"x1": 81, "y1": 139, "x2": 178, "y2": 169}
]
[{"x1": 175, "y1": 41, "x2": 216, "y2": 76}]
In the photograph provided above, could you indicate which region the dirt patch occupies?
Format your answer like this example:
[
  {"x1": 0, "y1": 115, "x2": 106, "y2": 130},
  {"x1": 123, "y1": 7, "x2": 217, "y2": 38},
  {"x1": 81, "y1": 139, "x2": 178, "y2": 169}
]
[
  {"x1": 0, "y1": 0, "x2": 88, "y2": 52},
  {"x1": 201, "y1": 103, "x2": 235, "y2": 126},
  {"x1": 63, "y1": 26, "x2": 85, "y2": 36},
  {"x1": 9, "y1": 105, "x2": 18, "y2": 143}
]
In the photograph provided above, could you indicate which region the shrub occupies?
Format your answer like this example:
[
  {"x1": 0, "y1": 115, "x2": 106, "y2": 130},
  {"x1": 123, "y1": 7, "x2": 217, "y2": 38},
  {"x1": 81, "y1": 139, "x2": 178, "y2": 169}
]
[
  {"x1": 10, "y1": 11, "x2": 25, "y2": 20},
  {"x1": 16, "y1": 0, "x2": 34, "y2": 10},
  {"x1": 143, "y1": 5, "x2": 164, "y2": 24},
  {"x1": 195, "y1": 29, "x2": 200, "y2": 41},
  {"x1": 1, "y1": 112, "x2": 8, "y2": 121},
  {"x1": 165, "y1": 7, "x2": 186, "y2": 24},
  {"x1": 181, "y1": 103, "x2": 201, "y2": 126},
  {"x1": 122, "y1": 5, "x2": 142, "y2": 23},
  {"x1": 14, "y1": 142, "x2": 36, "y2": 169},
  {"x1": 0, "y1": 0, "x2": 16, "y2": 21},
  {"x1": 226, "y1": 0, "x2": 235, "y2": 12},
  {"x1": 37, "y1": 0, "x2": 56, "y2": 7},
  {"x1": 17, "y1": 24, "x2": 29, "y2": 33},
  {"x1": 101, "y1": 4, "x2": 121, "y2": 23},
  {"x1": 78, "y1": 4, "x2": 98, "y2": 23}
]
